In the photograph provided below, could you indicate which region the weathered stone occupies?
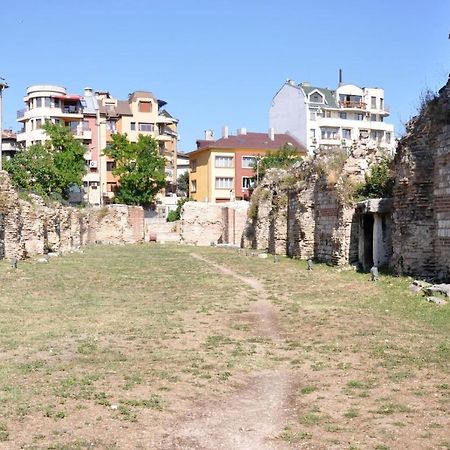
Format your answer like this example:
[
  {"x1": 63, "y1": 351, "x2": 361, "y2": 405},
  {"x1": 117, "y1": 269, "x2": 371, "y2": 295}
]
[{"x1": 426, "y1": 296, "x2": 447, "y2": 306}]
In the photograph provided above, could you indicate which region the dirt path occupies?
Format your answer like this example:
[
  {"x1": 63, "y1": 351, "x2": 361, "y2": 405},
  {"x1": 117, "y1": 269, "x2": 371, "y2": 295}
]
[{"x1": 156, "y1": 254, "x2": 291, "y2": 449}]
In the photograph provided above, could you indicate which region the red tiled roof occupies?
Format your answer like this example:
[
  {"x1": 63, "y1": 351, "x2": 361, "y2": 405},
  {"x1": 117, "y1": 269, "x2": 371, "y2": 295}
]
[{"x1": 193, "y1": 132, "x2": 306, "y2": 154}]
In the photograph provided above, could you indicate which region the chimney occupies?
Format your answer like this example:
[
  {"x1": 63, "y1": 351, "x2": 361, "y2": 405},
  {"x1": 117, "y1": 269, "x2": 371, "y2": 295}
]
[
  {"x1": 268, "y1": 128, "x2": 275, "y2": 141},
  {"x1": 204, "y1": 129, "x2": 214, "y2": 140},
  {"x1": 237, "y1": 127, "x2": 247, "y2": 135},
  {"x1": 222, "y1": 125, "x2": 229, "y2": 139},
  {"x1": 84, "y1": 86, "x2": 93, "y2": 96},
  {"x1": 338, "y1": 69, "x2": 343, "y2": 87}
]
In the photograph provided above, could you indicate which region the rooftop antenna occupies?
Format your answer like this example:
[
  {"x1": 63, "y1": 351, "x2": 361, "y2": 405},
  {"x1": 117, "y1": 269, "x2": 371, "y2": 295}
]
[{"x1": 338, "y1": 69, "x2": 343, "y2": 87}]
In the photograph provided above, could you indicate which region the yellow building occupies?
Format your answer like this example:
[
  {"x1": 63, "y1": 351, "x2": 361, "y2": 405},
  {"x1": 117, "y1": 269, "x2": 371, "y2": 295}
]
[{"x1": 188, "y1": 128, "x2": 305, "y2": 203}]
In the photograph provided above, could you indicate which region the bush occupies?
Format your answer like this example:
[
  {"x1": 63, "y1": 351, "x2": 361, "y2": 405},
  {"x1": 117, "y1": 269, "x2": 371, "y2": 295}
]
[
  {"x1": 354, "y1": 158, "x2": 394, "y2": 200},
  {"x1": 166, "y1": 197, "x2": 193, "y2": 222}
]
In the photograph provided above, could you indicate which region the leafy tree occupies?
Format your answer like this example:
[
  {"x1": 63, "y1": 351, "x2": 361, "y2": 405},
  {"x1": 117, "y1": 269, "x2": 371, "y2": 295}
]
[
  {"x1": 254, "y1": 144, "x2": 303, "y2": 182},
  {"x1": 4, "y1": 122, "x2": 86, "y2": 200},
  {"x1": 103, "y1": 133, "x2": 166, "y2": 206},
  {"x1": 354, "y1": 158, "x2": 394, "y2": 199},
  {"x1": 177, "y1": 171, "x2": 189, "y2": 196}
]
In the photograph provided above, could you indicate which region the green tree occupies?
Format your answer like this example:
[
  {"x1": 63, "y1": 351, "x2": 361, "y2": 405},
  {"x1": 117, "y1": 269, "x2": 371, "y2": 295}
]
[
  {"x1": 354, "y1": 158, "x2": 394, "y2": 199},
  {"x1": 254, "y1": 144, "x2": 303, "y2": 182},
  {"x1": 103, "y1": 133, "x2": 166, "y2": 206},
  {"x1": 4, "y1": 122, "x2": 86, "y2": 200},
  {"x1": 177, "y1": 171, "x2": 189, "y2": 196}
]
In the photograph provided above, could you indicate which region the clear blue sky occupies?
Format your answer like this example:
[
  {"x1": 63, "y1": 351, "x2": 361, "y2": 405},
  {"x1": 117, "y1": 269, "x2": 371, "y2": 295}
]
[{"x1": 1, "y1": 0, "x2": 449, "y2": 152}]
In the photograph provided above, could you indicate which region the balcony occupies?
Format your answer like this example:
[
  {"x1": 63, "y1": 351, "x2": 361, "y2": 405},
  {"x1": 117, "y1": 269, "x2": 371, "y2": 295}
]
[{"x1": 339, "y1": 100, "x2": 367, "y2": 110}]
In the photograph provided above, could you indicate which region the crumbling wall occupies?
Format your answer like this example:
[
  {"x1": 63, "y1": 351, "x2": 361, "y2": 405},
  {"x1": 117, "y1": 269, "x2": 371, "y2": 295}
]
[
  {"x1": 181, "y1": 201, "x2": 249, "y2": 246},
  {"x1": 244, "y1": 144, "x2": 389, "y2": 265},
  {"x1": 393, "y1": 78, "x2": 450, "y2": 280},
  {"x1": 0, "y1": 171, "x2": 145, "y2": 260}
]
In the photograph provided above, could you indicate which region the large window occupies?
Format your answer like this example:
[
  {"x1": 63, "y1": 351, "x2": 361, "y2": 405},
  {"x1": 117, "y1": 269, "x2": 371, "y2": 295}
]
[
  {"x1": 339, "y1": 112, "x2": 347, "y2": 119},
  {"x1": 215, "y1": 177, "x2": 233, "y2": 189},
  {"x1": 242, "y1": 156, "x2": 256, "y2": 168},
  {"x1": 130, "y1": 122, "x2": 136, "y2": 131},
  {"x1": 44, "y1": 97, "x2": 51, "y2": 108},
  {"x1": 215, "y1": 155, "x2": 233, "y2": 168},
  {"x1": 386, "y1": 132, "x2": 391, "y2": 144},
  {"x1": 321, "y1": 128, "x2": 339, "y2": 140},
  {"x1": 139, "y1": 122, "x2": 154, "y2": 132},
  {"x1": 342, "y1": 128, "x2": 351, "y2": 139},
  {"x1": 371, "y1": 96, "x2": 376, "y2": 109},
  {"x1": 35, "y1": 98, "x2": 43, "y2": 108}
]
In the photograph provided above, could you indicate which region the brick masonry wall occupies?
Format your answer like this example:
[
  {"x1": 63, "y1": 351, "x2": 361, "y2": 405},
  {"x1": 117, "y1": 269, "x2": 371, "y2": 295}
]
[{"x1": 392, "y1": 77, "x2": 450, "y2": 280}]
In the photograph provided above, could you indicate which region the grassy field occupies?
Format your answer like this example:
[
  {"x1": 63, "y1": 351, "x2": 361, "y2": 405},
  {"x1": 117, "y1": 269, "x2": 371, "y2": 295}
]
[{"x1": 0, "y1": 244, "x2": 448, "y2": 449}]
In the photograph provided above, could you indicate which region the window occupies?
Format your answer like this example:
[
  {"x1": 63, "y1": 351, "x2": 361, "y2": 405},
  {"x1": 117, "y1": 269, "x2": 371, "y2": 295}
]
[
  {"x1": 138, "y1": 101, "x2": 152, "y2": 113},
  {"x1": 191, "y1": 180, "x2": 197, "y2": 192},
  {"x1": 379, "y1": 98, "x2": 384, "y2": 110},
  {"x1": 82, "y1": 120, "x2": 90, "y2": 131},
  {"x1": 215, "y1": 177, "x2": 233, "y2": 189},
  {"x1": 325, "y1": 110, "x2": 331, "y2": 118},
  {"x1": 242, "y1": 156, "x2": 256, "y2": 168},
  {"x1": 370, "y1": 114, "x2": 377, "y2": 121},
  {"x1": 321, "y1": 128, "x2": 339, "y2": 140},
  {"x1": 106, "y1": 120, "x2": 116, "y2": 131},
  {"x1": 342, "y1": 128, "x2": 351, "y2": 139},
  {"x1": 130, "y1": 122, "x2": 136, "y2": 131},
  {"x1": 309, "y1": 92, "x2": 324, "y2": 103},
  {"x1": 386, "y1": 132, "x2": 391, "y2": 144},
  {"x1": 106, "y1": 161, "x2": 116, "y2": 171},
  {"x1": 44, "y1": 97, "x2": 51, "y2": 108},
  {"x1": 371, "y1": 96, "x2": 376, "y2": 109},
  {"x1": 190, "y1": 159, "x2": 197, "y2": 172},
  {"x1": 309, "y1": 110, "x2": 316, "y2": 121},
  {"x1": 139, "y1": 122, "x2": 154, "y2": 132},
  {"x1": 242, "y1": 177, "x2": 255, "y2": 189},
  {"x1": 215, "y1": 155, "x2": 233, "y2": 168},
  {"x1": 339, "y1": 112, "x2": 347, "y2": 119},
  {"x1": 310, "y1": 129, "x2": 316, "y2": 138},
  {"x1": 379, "y1": 116, "x2": 384, "y2": 122},
  {"x1": 370, "y1": 130, "x2": 383, "y2": 142},
  {"x1": 54, "y1": 99, "x2": 60, "y2": 108},
  {"x1": 36, "y1": 118, "x2": 42, "y2": 129},
  {"x1": 356, "y1": 113, "x2": 364, "y2": 121},
  {"x1": 35, "y1": 98, "x2": 43, "y2": 108}
]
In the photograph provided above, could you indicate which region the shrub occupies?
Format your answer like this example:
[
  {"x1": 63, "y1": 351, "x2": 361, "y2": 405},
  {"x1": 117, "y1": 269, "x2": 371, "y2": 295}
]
[
  {"x1": 354, "y1": 158, "x2": 394, "y2": 200},
  {"x1": 166, "y1": 197, "x2": 193, "y2": 222}
]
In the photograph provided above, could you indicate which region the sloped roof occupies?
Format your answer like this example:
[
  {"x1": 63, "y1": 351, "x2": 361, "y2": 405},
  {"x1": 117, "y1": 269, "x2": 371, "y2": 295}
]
[
  {"x1": 192, "y1": 132, "x2": 306, "y2": 154},
  {"x1": 301, "y1": 85, "x2": 337, "y2": 108}
]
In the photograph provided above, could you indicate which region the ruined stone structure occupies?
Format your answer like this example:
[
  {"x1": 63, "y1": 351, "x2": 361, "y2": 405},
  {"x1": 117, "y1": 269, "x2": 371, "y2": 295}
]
[
  {"x1": 392, "y1": 78, "x2": 450, "y2": 280},
  {"x1": 181, "y1": 201, "x2": 249, "y2": 246},
  {"x1": 243, "y1": 144, "x2": 391, "y2": 268},
  {"x1": 0, "y1": 171, "x2": 144, "y2": 260}
]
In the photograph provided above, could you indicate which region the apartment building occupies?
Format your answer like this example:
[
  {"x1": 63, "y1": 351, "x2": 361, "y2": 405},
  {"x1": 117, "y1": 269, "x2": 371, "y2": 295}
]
[
  {"x1": 16, "y1": 85, "x2": 178, "y2": 204},
  {"x1": 188, "y1": 127, "x2": 306, "y2": 203},
  {"x1": 269, "y1": 79, "x2": 395, "y2": 154}
]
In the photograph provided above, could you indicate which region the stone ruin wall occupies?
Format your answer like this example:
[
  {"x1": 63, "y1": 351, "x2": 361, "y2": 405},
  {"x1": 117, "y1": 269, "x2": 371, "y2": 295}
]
[
  {"x1": 244, "y1": 145, "x2": 386, "y2": 265},
  {"x1": 0, "y1": 171, "x2": 145, "y2": 260},
  {"x1": 180, "y1": 201, "x2": 249, "y2": 246},
  {"x1": 392, "y1": 77, "x2": 450, "y2": 280}
]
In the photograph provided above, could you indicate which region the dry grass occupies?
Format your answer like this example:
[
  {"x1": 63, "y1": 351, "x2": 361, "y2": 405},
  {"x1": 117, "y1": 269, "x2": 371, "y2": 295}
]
[{"x1": 0, "y1": 245, "x2": 448, "y2": 448}]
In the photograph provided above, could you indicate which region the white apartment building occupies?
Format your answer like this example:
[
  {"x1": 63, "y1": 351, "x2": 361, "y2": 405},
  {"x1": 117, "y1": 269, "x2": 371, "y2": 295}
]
[{"x1": 269, "y1": 80, "x2": 395, "y2": 154}]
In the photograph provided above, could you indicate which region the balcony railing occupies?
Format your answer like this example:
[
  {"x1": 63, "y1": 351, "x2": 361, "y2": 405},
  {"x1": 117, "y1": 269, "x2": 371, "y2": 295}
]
[
  {"x1": 339, "y1": 101, "x2": 366, "y2": 109},
  {"x1": 63, "y1": 106, "x2": 82, "y2": 114}
]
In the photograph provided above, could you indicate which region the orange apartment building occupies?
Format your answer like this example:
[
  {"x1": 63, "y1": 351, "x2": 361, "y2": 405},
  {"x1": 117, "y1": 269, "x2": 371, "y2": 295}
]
[
  {"x1": 17, "y1": 85, "x2": 178, "y2": 205},
  {"x1": 188, "y1": 128, "x2": 306, "y2": 203}
]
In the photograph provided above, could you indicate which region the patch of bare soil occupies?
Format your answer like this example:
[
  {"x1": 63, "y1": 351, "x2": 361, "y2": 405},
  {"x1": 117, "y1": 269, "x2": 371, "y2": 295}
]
[{"x1": 150, "y1": 254, "x2": 292, "y2": 449}]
